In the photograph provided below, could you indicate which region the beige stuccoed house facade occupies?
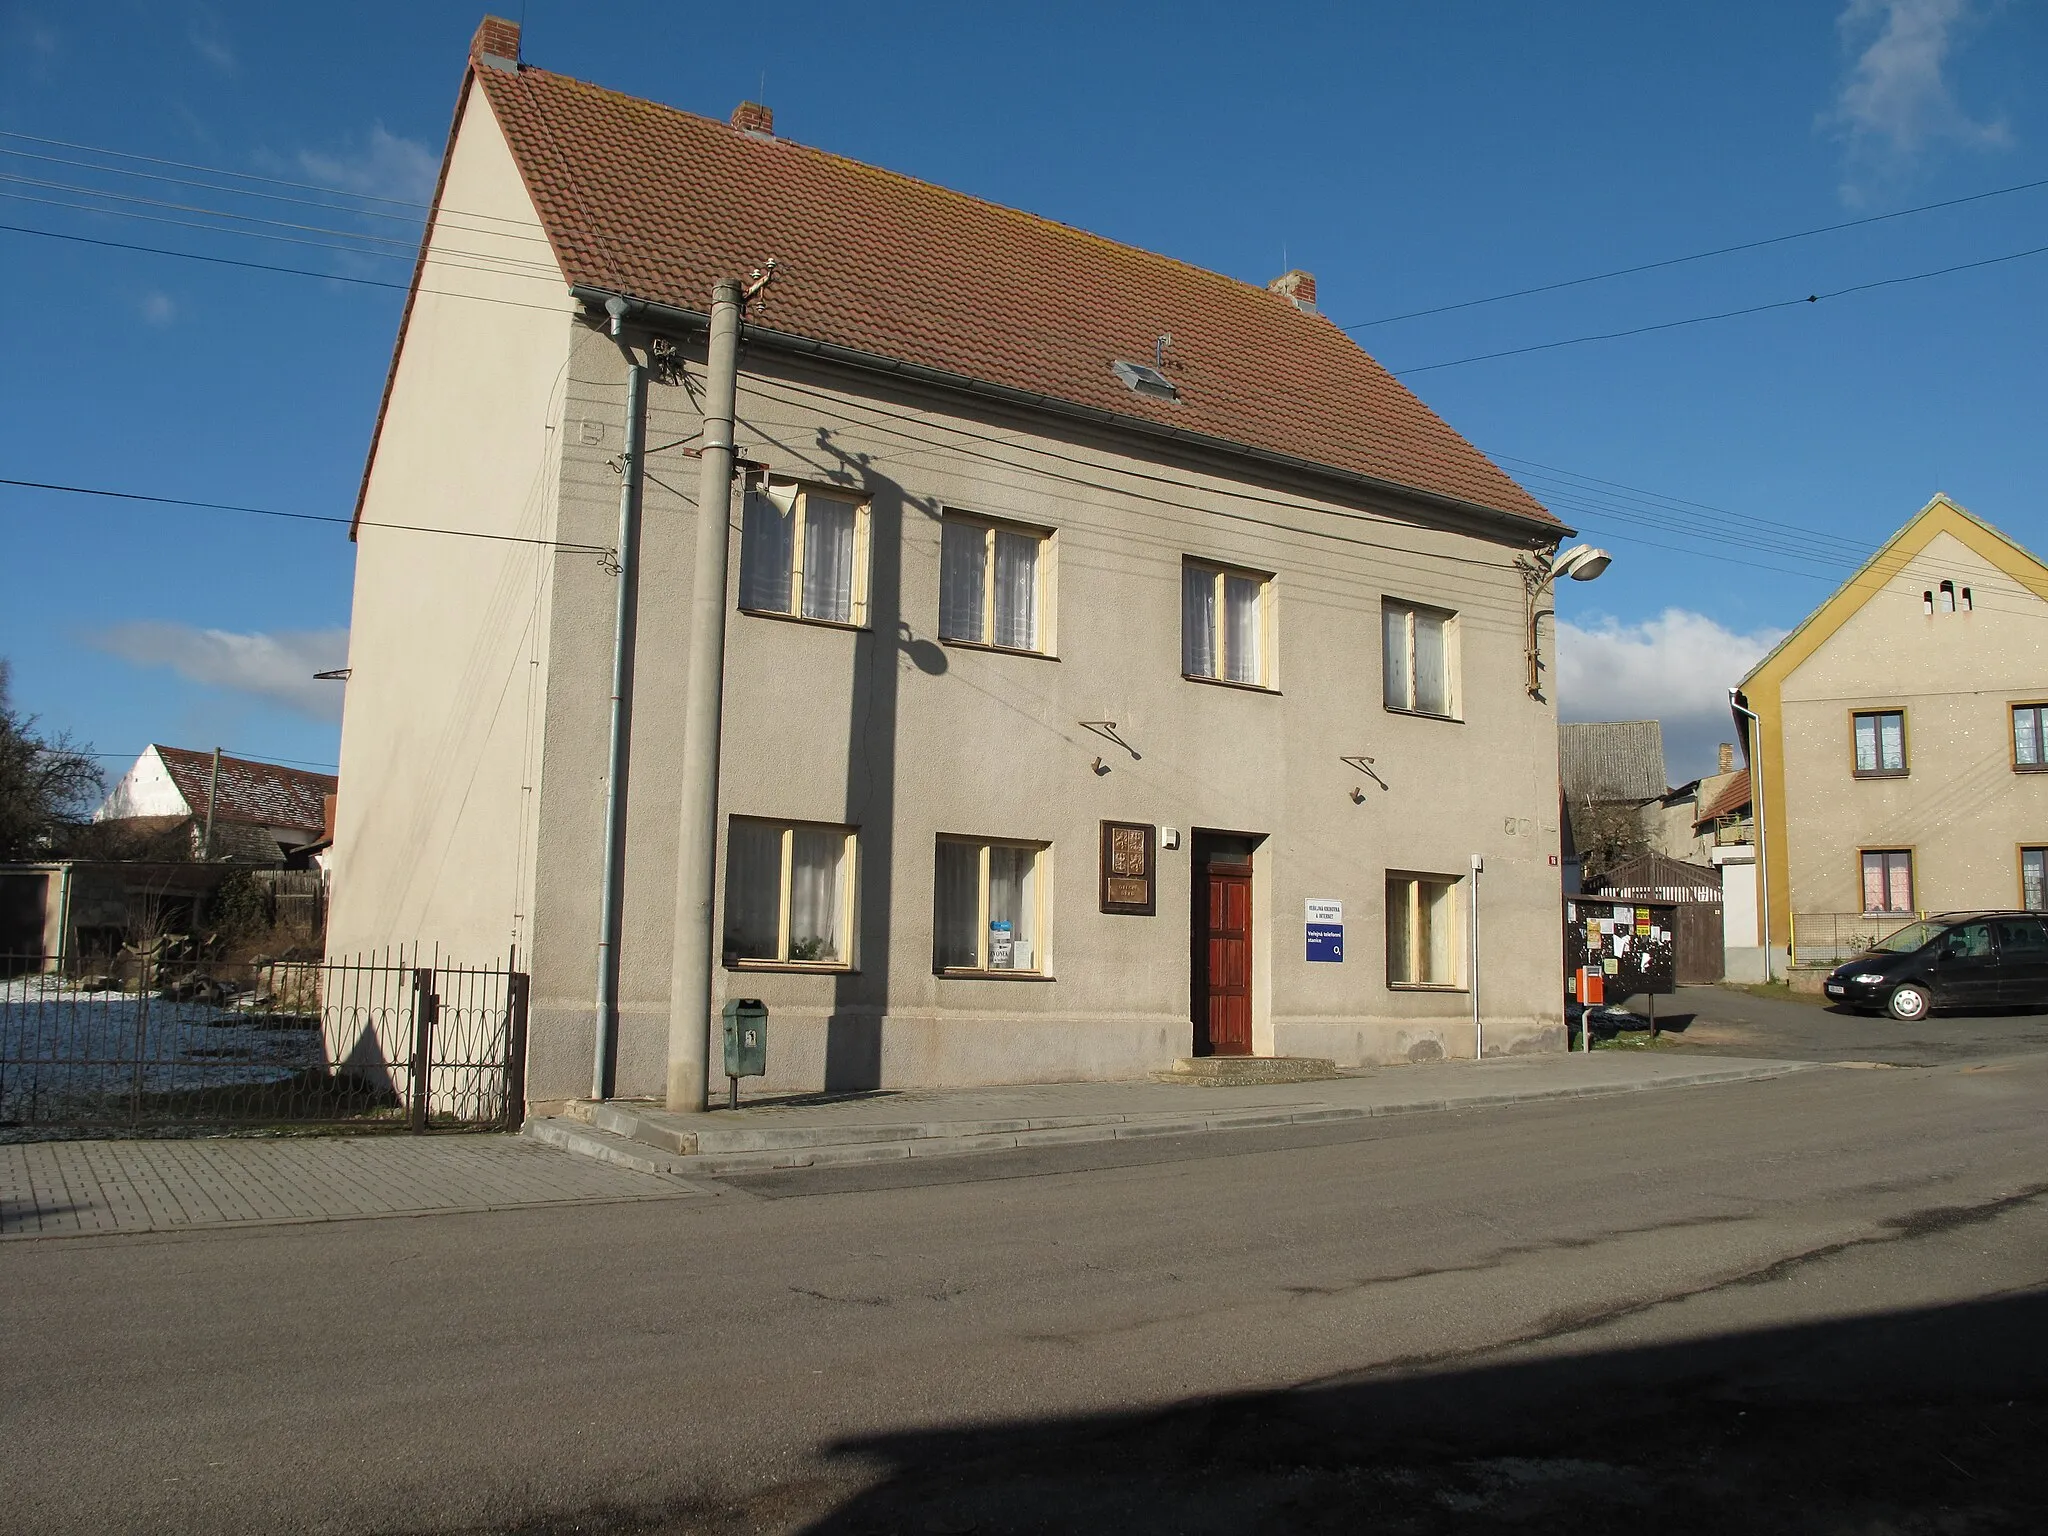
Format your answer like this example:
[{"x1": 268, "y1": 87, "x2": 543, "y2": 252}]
[
  {"x1": 328, "y1": 18, "x2": 1577, "y2": 1110},
  {"x1": 1734, "y1": 494, "x2": 2048, "y2": 974}
]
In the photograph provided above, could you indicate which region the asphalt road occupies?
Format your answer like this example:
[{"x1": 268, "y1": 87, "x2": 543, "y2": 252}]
[
  {"x1": 3, "y1": 1019, "x2": 2045, "y2": 1534},
  {"x1": 1634, "y1": 981, "x2": 2048, "y2": 1064}
]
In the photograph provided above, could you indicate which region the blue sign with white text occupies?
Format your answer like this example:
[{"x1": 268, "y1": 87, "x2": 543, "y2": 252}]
[{"x1": 1307, "y1": 923, "x2": 1344, "y2": 962}]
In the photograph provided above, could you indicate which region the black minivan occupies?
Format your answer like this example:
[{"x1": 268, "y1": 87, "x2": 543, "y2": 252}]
[{"x1": 1823, "y1": 912, "x2": 2048, "y2": 1019}]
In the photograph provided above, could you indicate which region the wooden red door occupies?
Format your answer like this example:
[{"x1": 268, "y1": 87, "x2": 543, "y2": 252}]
[{"x1": 1201, "y1": 864, "x2": 1253, "y2": 1056}]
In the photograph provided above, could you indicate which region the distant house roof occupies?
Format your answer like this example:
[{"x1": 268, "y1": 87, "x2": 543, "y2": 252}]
[
  {"x1": 358, "y1": 19, "x2": 1558, "y2": 538},
  {"x1": 150, "y1": 748, "x2": 336, "y2": 837},
  {"x1": 1693, "y1": 769, "x2": 1753, "y2": 830},
  {"x1": 1560, "y1": 721, "x2": 1667, "y2": 803}
]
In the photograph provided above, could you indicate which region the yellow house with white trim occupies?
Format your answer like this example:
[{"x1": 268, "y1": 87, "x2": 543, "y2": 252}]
[{"x1": 1733, "y1": 495, "x2": 2048, "y2": 975}]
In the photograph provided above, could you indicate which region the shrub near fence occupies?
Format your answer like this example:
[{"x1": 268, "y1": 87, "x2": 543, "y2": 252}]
[{"x1": 0, "y1": 949, "x2": 526, "y2": 1133}]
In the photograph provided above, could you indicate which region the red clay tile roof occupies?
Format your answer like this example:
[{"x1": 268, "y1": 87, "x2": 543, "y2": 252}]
[
  {"x1": 1693, "y1": 770, "x2": 1752, "y2": 830},
  {"x1": 153, "y1": 747, "x2": 337, "y2": 836},
  {"x1": 470, "y1": 48, "x2": 1555, "y2": 528}
]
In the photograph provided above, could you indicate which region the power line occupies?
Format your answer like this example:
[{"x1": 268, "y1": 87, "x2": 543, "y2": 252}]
[
  {"x1": 1389, "y1": 240, "x2": 2048, "y2": 376},
  {"x1": 0, "y1": 127, "x2": 534, "y2": 226},
  {"x1": 0, "y1": 141, "x2": 559, "y2": 243},
  {"x1": 0, "y1": 476, "x2": 608, "y2": 554},
  {"x1": 0, "y1": 223, "x2": 573, "y2": 314},
  {"x1": 1336, "y1": 172, "x2": 2048, "y2": 331}
]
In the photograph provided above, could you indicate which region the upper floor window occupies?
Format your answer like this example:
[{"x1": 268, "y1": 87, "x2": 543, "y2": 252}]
[
  {"x1": 940, "y1": 513, "x2": 1051, "y2": 653},
  {"x1": 723, "y1": 817, "x2": 856, "y2": 968},
  {"x1": 1851, "y1": 710, "x2": 1907, "y2": 777},
  {"x1": 1182, "y1": 560, "x2": 1273, "y2": 688},
  {"x1": 1383, "y1": 599, "x2": 1457, "y2": 718},
  {"x1": 739, "y1": 483, "x2": 868, "y2": 627},
  {"x1": 2014, "y1": 705, "x2": 2048, "y2": 771}
]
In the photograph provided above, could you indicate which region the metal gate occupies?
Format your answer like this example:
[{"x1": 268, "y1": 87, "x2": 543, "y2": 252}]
[{"x1": 0, "y1": 950, "x2": 527, "y2": 1133}]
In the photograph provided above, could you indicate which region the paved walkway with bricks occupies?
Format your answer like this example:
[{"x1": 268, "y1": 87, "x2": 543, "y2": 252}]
[{"x1": 0, "y1": 1133, "x2": 703, "y2": 1239}]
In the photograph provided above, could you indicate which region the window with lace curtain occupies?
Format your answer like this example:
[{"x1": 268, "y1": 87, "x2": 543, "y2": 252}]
[
  {"x1": 1181, "y1": 559, "x2": 1274, "y2": 688},
  {"x1": 933, "y1": 837, "x2": 1049, "y2": 975},
  {"x1": 938, "y1": 512, "x2": 1052, "y2": 653},
  {"x1": 737, "y1": 482, "x2": 869, "y2": 626},
  {"x1": 722, "y1": 817, "x2": 857, "y2": 968}
]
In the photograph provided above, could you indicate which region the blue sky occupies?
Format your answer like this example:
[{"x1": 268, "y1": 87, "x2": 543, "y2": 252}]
[{"x1": 2, "y1": 0, "x2": 2043, "y2": 784}]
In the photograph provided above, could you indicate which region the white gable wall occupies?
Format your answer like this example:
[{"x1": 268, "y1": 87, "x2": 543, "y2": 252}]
[
  {"x1": 325, "y1": 80, "x2": 575, "y2": 969},
  {"x1": 95, "y1": 747, "x2": 191, "y2": 821}
]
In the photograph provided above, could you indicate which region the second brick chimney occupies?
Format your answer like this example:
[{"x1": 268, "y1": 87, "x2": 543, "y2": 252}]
[
  {"x1": 730, "y1": 101, "x2": 775, "y2": 137},
  {"x1": 1718, "y1": 742, "x2": 1735, "y2": 774},
  {"x1": 1268, "y1": 269, "x2": 1316, "y2": 313}
]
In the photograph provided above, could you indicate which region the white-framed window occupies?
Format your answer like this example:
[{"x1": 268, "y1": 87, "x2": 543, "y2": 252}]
[
  {"x1": 723, "y1": 818, "x2": 857, "y2": 967},
  {"x1": 1182, "y1": 559, "x2": 1273, "y2": 688},
  {"x1": 738, "y1": 482, "x2": 869, "y2": 626},
  {"x1": 934, "y1": 837, "x2": 1048, "y2": 974},
  {"x1": 1383, "y1": 599, "x2": 1457, "y2": 717},
  {"x1": 1386, "y1": 872, "x2": 1462, "y2": 987},
  {"x1": 939, "y1": 512, "x2": 1053, "y2": 653}
]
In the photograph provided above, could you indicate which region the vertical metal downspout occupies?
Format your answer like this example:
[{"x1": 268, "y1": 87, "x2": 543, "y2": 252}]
[
  {"x1": 665, "y1": 279, "x2": 744, "y2": 1113},
  {"x1": 1731, "y1": 694, "x2": 1773, "y2": 982},
  {"x1": 1470, "y1": 854, "x2": 1484, "y2": 1059},
  {"x1": 592, "y1": 359, "x2": 647, "y2": 1102}
]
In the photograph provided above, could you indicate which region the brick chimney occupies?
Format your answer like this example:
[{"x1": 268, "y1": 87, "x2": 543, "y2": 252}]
[
  {"x1": 1718, "y1": 742, "x2": 1735, "y2": 774},
  {"x1": 730, "y1": 101, "x2": 775, "y2": 137},
  {"x1": 1268, "y1": 269, "x2": 1316, "y2": 313},
  {"x1": 472, "y1": 15, "x2": 520, "y2": 72}
]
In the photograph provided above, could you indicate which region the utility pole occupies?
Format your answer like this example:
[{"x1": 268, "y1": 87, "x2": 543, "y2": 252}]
[
  {"x1": 665, "y1": 279, "x2": 743, "y2": 1112},
  {"x1": 202, "y1": 747, "x2": 221, "y2": 860},
  {"x1": 592, "y1": 307, "x2": 647, "y2": 1103}
]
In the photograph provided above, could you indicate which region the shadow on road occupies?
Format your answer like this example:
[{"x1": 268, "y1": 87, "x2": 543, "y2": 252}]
[{"x1": 802, "y1": 1289, "x2": 2048, "y2": 1533}]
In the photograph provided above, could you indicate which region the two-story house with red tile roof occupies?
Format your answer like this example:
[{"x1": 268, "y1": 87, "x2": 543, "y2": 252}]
[{"x1": 328, "y1": 16, "x2": 1576, "y2": 1112}]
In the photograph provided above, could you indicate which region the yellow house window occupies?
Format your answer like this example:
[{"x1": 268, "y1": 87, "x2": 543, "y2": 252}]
[{"x1": 1851, "y1": 710, "x2": 1907, "y2": 777}]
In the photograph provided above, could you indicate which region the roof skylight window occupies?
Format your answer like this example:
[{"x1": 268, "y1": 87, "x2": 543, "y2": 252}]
[{"x1": 1111, "y1": 360, "x2": 1180, "y2": 402}]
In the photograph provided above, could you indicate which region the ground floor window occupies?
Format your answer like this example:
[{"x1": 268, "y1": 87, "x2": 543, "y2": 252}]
[
  {"x1": 723, "y1": 818, "x2": 856, "y2": 967},
  {"x1": 934, "y1": 837, "x2": 1046, "y2": 973},
  {"x1": 2022, "y1": 847, "x2": 2048, "y2": 911},
  {"x1": 1860, "y1": 849, "x2": 1914, "y2": 914},
  {"x1": 1386, "y1": 873, "x2": 1461, "y2": 987}
]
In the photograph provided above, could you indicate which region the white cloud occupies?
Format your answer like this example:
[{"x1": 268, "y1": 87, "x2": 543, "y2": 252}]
[
  {"x1": 139, "y1": 290, "x2": 177, "y2": 326},
  {"x1": 1558, "y1": 609, "x2": 1787, "y2": 781},
  {"x1": 94, "y1": 624, "x2": 349, "y2": 720},
  {"x1": 188, "y1": 4, "x2": 235, "y2": 72},
  {"x1": 1826, "y1": 0, "x2": 2010, "y2": 192},
  {"x1": 297, "y1": 125, "x2": 437, "y2": 208}
]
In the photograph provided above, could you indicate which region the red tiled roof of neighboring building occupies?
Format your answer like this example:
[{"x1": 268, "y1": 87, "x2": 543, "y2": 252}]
[
  {"x1": 1693, "y1": 769, "x2": 1752, "y2": 830},
  {"x1": 153, "y1": 748, "x2": 337, "y2": 836},
  {"x1": 454, "y1": 23, "x2": 1554, "y2": 529}
]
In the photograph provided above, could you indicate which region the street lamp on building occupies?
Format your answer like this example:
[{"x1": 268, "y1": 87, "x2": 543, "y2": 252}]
[{"x1": 1519, "y1": 543, "x2": 1612, "y2": 698}]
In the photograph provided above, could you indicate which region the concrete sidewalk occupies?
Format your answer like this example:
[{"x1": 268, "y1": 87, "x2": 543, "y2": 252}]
[
  {"x1": 1, "y1": 1133, "x2": 704, "y2": 1240},
  {"x1": 528, "y1": 1050, "x2": 1822, "y2": 1177}
]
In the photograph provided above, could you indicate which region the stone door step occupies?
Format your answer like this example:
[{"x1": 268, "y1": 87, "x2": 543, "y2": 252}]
[{"x1": 1155, "y1": 1056, "x2": 1343, "y2": 1085}]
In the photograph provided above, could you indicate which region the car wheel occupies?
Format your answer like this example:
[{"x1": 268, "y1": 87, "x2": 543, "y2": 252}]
[{"x1": 1887, "y1": 983, "x2": 1930, "y2": 1021}]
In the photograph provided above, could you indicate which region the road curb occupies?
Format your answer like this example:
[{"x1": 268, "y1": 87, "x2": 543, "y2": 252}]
[{"x1": 524, "y1": 1061, "x2": 1813, "y2": 1177}]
